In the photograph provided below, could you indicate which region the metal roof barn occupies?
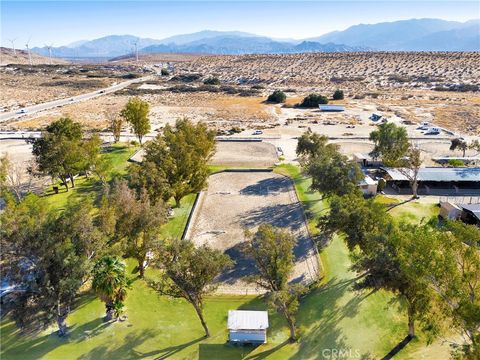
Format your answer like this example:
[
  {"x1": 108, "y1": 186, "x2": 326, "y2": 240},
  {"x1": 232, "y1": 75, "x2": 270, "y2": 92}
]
[
  {"x1": 228, "y1": 310, "x2": 269, "y2": 344},
  {"x1": 382, "y1": 167, "x2": 480, "y2": 182},
  {"x1": 319, "y1": 105, "x2": 345, "y2": 112}
]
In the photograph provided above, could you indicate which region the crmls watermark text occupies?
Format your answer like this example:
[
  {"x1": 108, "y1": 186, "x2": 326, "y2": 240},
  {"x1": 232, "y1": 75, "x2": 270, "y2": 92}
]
[{"x1": 321, "y1": 348, "x2": 362, "y2": 359}]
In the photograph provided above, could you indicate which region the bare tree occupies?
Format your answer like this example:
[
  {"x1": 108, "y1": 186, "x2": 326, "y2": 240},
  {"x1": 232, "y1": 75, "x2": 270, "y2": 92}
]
[{"x1": 2, "y1": 155, "x2": 34, "y2": 200}]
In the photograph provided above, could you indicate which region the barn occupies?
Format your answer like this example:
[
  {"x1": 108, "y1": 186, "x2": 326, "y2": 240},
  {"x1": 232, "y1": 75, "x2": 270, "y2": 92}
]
[
  {"x1": 381, "y1": 167, "x2": 480, "y2": 195},
  {"x1": 228, "y1": 310, "x2": 269, "y2": 344},
  {"x1": 319, "y1": 105, "x2": 345, "y2": 112}
]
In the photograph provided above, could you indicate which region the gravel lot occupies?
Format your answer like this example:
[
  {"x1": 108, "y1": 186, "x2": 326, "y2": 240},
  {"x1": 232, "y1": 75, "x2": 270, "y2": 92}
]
[
  {"x1": 210, "y1": 141, "x2": 278, "y2": 167},
  {"x1": 187, "y1": 171, "x2": 319, "y2": 294}
]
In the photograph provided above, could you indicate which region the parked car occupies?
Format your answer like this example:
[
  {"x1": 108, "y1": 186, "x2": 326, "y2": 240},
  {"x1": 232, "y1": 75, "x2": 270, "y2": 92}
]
[
  {"x1": 17, "y1": 109, "x2": 27, "y2": 114},
  {"x1": 418, "y1": 121, "x2": 430, "y2": 130},
  {"x1": 425, "y1": 127, "x2": 441, "y2": 135},
  {"x1": 253, "y1": 130, "x2": 263, "y2": 135}
]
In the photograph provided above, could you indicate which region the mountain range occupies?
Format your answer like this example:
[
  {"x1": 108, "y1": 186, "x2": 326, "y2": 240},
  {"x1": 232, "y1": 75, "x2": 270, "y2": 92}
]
[{"x1": 31, "y1": 18, "x2": 479, "y2": 58}]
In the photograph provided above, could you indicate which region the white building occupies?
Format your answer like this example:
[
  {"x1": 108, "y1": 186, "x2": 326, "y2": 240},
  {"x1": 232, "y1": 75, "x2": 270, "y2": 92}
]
[
  {"x1": 359, "y1": 175, "x2": 378, "y2": 196},
  {"x1": 228, "y1": 310, "x2": 269, "y2": 344}
]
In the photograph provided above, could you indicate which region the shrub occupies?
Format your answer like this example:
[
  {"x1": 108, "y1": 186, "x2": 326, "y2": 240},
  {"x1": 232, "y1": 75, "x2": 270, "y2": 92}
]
[
  {"x1": 448, "y1": 159, "x2": 465, "y2": 167},
  {"x1": 299, "y1": 93, "x2": 328, "y2": 107},
  {"x1": 267, "y1": 90, "x2": 287, "y2": 103},
  {"x1": 377, "y1": 178, "x2": 386, "y2": 192},
  {"x1": 161, "y1": 68, "x2": 170, "y2": 76},
  {"x1": 333, "y1": 89, "x2": 344, "y2": 100},
  {"x1": 203, "y1": 76, "x2": 220, "y2": 85}
]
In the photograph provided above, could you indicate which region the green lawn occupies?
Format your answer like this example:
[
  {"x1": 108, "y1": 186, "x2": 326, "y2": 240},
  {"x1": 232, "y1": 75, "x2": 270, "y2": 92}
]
[
  {"x1": 42, "y1": 143, "x2": 138, "y2": 211},
  {"x1": 1, "y1": 162, "x2": 450, "y2": 359}
]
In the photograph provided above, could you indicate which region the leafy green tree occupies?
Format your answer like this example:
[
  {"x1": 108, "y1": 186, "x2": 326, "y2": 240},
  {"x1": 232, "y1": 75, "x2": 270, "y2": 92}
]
[
  {"x1": 30, "y1": 117, "x2": 84, "y2": 191},
  {"x1": 1, "y1": 195, "x2": 87, "y2": 336},
  {"x1": 450, "y1": 138, "x2": 468, "y2": 157},
  {"x1": 333, "y1": 89, "x2": 344, "y2": 100},
  {"x1": 150, "y1": 239, "x2": 232, "y2": 337},
  {"x1": 245, "y1": 224, "x2": 305, "y2": 341},
  {"x1": 267, "y1": 90, "x2": 286, "y2": 103},
  {"x1": 318, "y1": 192, "x2": 391, "y2": 251},
  {"x1": 299, "y1": 93, "x2": 328, "y2": 107},
  {"x1": 296, "y1": 130, "x2": 339, "y2": 164},
  {"x1": 121, "y1": 97, "x2": 151, "y2": 145},
  {"x1": 106, "y1": 180, "x2": 167, "y2": 278},
  {"x1": 0, "y1": 155, "x2": 9, "y2": 190},
  {"x1": 297, "y1": 131, "x2": 363, "y2": 198},
  {"x1": 369, "y1": 122, "x2": 409, "y2": 165},
  {"x1": 92, "y1": 256, "x2": 131, "y2": 321},
  {"x1": 434, "y1": 221, "x2": 480, "y2": 358},
  {"x1": 80, "y1": 133, "x2": 102, "y2": 178},
  {"x1": 307, "y1": 151, "x2": 363, "y2": 198},
  {"x1": 131, "y1": 118, "x2": 216, "y2": 207},
  {"x1": 107, "y1": 113, "x2": 123, "y2": 143},
  {"x1": 397, "y1": 146, "x2": 423, "y2": 198}
]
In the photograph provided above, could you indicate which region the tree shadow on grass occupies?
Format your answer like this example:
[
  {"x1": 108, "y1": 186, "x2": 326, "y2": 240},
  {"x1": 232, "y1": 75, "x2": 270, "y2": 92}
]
[
  {"x1": 133, "y1": 336, "x2": 204, "y2": 359},
  {"x1": 76, "y1": 329, "x2": 157, "y2": 360},
  {"x1": 381, "y1": 335, "x2": 413, "y2": 360}
]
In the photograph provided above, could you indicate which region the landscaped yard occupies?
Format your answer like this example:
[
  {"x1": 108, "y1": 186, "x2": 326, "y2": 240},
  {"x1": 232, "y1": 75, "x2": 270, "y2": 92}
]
[{"x1": 1, "y1": 160, "x2": 450, "y2": 359}]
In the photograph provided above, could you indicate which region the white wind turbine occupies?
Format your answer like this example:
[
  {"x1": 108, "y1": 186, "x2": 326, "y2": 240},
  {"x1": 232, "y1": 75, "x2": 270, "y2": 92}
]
[
  {"x1": 8, "y1": 38, "x2": 18, "y2": 55},
  {"x1": 25, "y1": 37, "x2": 33, "y2": 66},
  {"x1": 45, "y1": 43, "x2": 54, "y2": 64},
  {"x1": 133, "y1": 40, "x2": 139, "y2": 62}
]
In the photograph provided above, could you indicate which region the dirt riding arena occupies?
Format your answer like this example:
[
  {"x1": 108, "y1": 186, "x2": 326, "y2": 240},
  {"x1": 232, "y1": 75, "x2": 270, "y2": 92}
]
[
  {"x1": 209, "y1": 141, "x2": 278, "y2": 167},
  {"x1": 186, "y1": 170, "x2": 319, "y2": 294}
]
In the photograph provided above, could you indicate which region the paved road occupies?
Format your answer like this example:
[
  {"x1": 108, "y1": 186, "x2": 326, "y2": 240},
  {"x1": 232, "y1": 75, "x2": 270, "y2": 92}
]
[{"x1": 0, "y1": 76, "x2": 151, "y2": 123}]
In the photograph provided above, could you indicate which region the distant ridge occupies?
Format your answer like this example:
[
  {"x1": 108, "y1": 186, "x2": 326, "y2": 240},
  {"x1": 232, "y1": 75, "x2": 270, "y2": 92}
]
[{"x1": 31, "y1": 18, "x2": 479, "y2": 59}]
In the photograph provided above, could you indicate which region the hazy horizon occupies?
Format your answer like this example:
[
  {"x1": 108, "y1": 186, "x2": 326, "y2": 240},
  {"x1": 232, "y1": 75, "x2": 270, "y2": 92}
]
[{"x1": 1, "y1": 1, "x2": 479, "y2": 48}]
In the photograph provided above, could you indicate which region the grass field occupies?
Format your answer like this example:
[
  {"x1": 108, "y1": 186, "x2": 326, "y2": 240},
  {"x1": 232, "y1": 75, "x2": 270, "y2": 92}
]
[
  {"x1": 1, "y1": 160, "x2": 449, "y2": 359},
  {"x1": 42, "y1": 143, "x2": 138, "y2": 211}
]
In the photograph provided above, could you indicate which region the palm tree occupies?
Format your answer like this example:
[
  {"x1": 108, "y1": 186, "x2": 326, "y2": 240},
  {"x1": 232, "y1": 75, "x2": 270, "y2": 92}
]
[{"x1": 91, "y1": 256, "x2": 130, "y2": 321}]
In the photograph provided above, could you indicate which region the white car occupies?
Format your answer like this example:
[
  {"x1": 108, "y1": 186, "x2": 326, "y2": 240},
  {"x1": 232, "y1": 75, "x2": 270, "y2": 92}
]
[
  {"x1": 17, "y1": 109, "x2": 28, "y2": 114},
  {"x1": 425, "y1": 127, "x2": 441, "y2": 135},
  {"x1": 253, "y1": 130, "x2": 263, "y2": 135}
]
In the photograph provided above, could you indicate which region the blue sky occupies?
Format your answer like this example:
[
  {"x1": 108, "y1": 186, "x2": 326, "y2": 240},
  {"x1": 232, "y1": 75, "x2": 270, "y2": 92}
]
[{"x1": 1, "y1": 1, "x2": 479, "y2": 47}]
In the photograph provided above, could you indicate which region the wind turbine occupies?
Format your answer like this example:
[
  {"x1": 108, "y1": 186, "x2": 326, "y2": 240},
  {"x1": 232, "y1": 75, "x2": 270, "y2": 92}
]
[
  {"x1": 25, "y1": 37, "x2": 33, "y2": 66},
  {"x1": 134, "y1": 41, "x2": 139, "y2": 62},
  {"x1": 45, "y1": 43, "x2": 54, "y2": 64},
  {"x1": 8, "y1": 38, "x2": 17, "y2": 55}
]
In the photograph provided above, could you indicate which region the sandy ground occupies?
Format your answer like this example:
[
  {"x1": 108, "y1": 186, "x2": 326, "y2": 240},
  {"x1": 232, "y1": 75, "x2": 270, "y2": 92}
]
[
  {"x1": 210, "y1": 141, "x2": 278, "y2": 167},
  {"x1": 187, "y1": 171, "x2": 319, "y2": 295},
  {"x1": 0, "y1": 139, "x2": 50, "y2": 193}
]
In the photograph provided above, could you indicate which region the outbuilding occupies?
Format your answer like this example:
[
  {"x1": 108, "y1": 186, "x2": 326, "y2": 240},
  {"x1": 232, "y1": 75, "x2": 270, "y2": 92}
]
[
  {"x1": 381, "y1": 167, "x2": 480, "y2": 195},
  {"x1": 459, "y1": 203, "x2": 480, "y2": 226},
  {"x1": 319, "y1": 105, "x2": 345, "y2": 112},
  {"x1": 228, "y1": 310, "x2": 269, "y2": 344}
]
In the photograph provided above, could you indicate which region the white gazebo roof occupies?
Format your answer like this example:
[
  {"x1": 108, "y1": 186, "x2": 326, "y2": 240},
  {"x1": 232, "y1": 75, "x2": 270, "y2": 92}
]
[{"x1": 227, "y1": 310, "x2": 269, "y2": 330}]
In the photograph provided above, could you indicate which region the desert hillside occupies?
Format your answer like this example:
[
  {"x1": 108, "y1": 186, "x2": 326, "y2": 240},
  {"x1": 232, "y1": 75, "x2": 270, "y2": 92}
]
[
  {"x1": 178, "y1": 52, "x2": 480, "y2": 90},
  {"x1": 0, "y1": 47, "x2": 67, "y2": 65}
]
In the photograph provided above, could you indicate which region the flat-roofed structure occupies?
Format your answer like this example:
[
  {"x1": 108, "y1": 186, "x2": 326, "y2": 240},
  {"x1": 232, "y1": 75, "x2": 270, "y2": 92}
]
[
  {"x1": 228, "y1": 310, "x2": 269, "y2": 344},
  {"x1": 319, "y1": 105, "x2": 345, "y2": 112},
  {"x1": 459, "y1": 203, "x2": 480, "y2": 226},
  {"x1": 381, "y1": 167, "x2": 480, "y2": 195}
]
